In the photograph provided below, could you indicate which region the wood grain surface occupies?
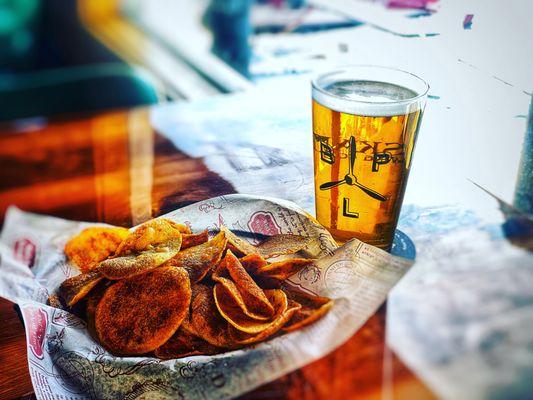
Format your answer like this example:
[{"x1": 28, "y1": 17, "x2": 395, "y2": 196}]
[{"x1": 0, "y1": 109, "x2": 435, "y2": 400}]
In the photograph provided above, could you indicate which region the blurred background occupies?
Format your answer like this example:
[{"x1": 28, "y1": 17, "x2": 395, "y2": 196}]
[
  {"x1": 0, "y1": 0, "x2": 366, "y2": 119},
  {"x1": 0, "y1": 0, "x2": 531, "y2": 215},
  {"x1": 1, "y1": 0, "x2": 529, "y2": 120}
]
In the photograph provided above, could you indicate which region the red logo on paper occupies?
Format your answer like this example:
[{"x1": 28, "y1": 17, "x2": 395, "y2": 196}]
[
  {"x1": 213, "y1": 213, "x2": 226, "y2": 230},
  {"x1": 23, "y1": 306, "x2": 48, "y2": 359},
  {"x1": 13, "y1": 238, "x2": 37, "y2": 268},
  {"x1": 248, "y1": 211, "x2": 281, "y2": 235}
]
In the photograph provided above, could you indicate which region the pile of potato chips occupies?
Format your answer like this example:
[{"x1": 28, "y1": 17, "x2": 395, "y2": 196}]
[{"x1": 53, "y1": 218, "x2": 333, "y2": 358}]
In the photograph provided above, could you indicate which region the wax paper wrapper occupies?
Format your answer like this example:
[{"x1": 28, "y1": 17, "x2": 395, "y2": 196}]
[{"x1": 0, "y1": 194, "x2": 412, "y2": 400}]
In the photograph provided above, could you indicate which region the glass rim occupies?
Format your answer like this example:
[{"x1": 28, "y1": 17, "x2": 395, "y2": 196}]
[{"x1": 311, "y1": 64, "x2": 430, "y2": 107}]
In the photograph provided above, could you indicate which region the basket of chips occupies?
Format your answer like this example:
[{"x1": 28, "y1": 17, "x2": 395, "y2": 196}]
[{"x1": 0, "y1": 195, "x2": 411, "y2": 399}]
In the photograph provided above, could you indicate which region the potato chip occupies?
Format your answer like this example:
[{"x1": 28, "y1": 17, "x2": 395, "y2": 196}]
[
  {"x1": 114, "y1": 218, "x2": 183, "y2": 255},
  {"x1": 167, "y1": 231, "x2": 227, "y2": 283},
  {"x1": 254, "y1": 258, "x2": 315, "y2": 281},
  {"x1": 239, "y1": 254, "x2": 268, "y2": 274},
  {"x1": 190, "y1": 284, "x2": 234, "y2": 348},
  {"x1": 256, "y1": 234, "x2": 311, "y2": 259},
  {"x1": 282, "y1": 286, "x2": 334, "y2": 332},
  {"x1": 98, "y1": 251, "x2": 177, "y2": 280},
  {"x1": 215, "y1": 251, "x2": 274, "y2": 319},
  {"x1": 59, "y1": 270, "x2": 103, "y2": 306},
  {"x1": 47, "y1": 294, "x2": 64, "y2": 309},
  {"x1": 167, "y1": 220, "x2": 192, "y2": 234},
  {"x1": 211, "y1": 276, "x2": 270, "y2": 321},
  {"x1": 238, "y1": 254, "x2": 281, "y2": 289},
  {"x1": 228, "y1": 295, "x2": 301, "y2": 345},
  {"x1": 64, "y1": 227, "x2": 129, "y2": 273},
  {"x1": 181, "y1": 230, "x2": 209, "y2": 250},
  {"x1": 283, "y1": 302, "x2": 333, "y2": 332},
  {"x1": 154, "y1": 328, "x2": 220, "y2": 360},
  {"x1": 179, "y1": 285, "x2": 206, "y2": 336},
  {"x1": 98, "y1": 219, "x2": 183, "y2": 280},
  {"x1": 214, "y1": 286, "x2": 289, "y2": 334},
  {"x1": 221, "y1": 226, "x2": 259, "y2": 257},
  {"x1": 85, "y1": 281, "x2": 109, "y2": 340},
  {"x1": 95, "y1": 266, "x2": 191, "y2": 355},
  {"x1": 179, "y1": 307, "x2": 195, "y2": 335}
]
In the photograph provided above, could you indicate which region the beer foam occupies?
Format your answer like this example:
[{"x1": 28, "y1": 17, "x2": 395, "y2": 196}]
[{"x1": 312, "y1": 67, "x2": 428, "y2": 117}]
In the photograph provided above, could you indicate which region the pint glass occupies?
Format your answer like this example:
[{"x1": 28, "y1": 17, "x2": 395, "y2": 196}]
[{"x1": 312, "y1": 66, "x2": 428, "y2": 249}]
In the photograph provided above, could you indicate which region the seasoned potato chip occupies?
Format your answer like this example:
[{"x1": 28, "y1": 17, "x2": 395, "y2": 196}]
[
  {"x1": 64, "y1": 227, "x2": 129, "y2": 273},
  {"x1": 256, "y1": 234, "x2": 311, "y2": 258},
  {"x1": 167, "y1": 231, "x2": 227, "y2": 283},
  {"x1": 95, "y1": 266, "x2": 191, "y2": 355},
  {"x1": 283, "y1": 302, "x2": 333, "y2": 332},
  {"x1": 167, "y1": 220, "x2": 192, "y2": 234},
  {"x1": 214, "y1": 251, "x2": 274, "y2": 319},
  {"x1": 179, "y1": 284, "x2": 209, "y2": 336},
  {"x1": 221, "y1": 226, "x2": 259, "y2": 257},
  {"x1": 214, "y1": 286, "x2": 289, "y2": 334},
  {"x1": 98, "y1": 219, "x2": 183, "y2": 280},
  {"x1": 181, "y1": 230, "x2": 209, "y2": 250},
  {"x1": 238, "y1": 253, "x2": 281, "y2": 289},
  {"x1": 114, "y1": 218, "x2": 183, "y2": 255},
  {"x1": 47, "y1": 294, "x2": 64, "y2": 309},
  {"x1": 254, "y1": 258, "x2": 315, "y2": 281},
  {"x1": 190, "y1": 284, "x2": 233, "y2": 348},
  {"x1": 221, "y1": 227, "x2": 310, "y2": 259},
  {"x1": 282, "y1": 286, "x2": 334, "y2": 332},
  {"x1": 283, "y1": 285, "x2": 333, "y2": 309},
  {"x1": 86, "y1": 282, "x2": 109, "y2": 340},
  {"x1": 211, "y1": 276, "x2": 270, "y2": 321},
  {"x1": 98, "y1": 251, "x2": 177, "y2": 280},
  {"x1": 239, "y1": 254, "x2": 268, "y2": 274},
  {"x1": 59, "y1": 270, "x2": 103, "y2": 306},
  {"x1": 179, "y1": 307, "x2": 195, "y2": 335},
  {"x1": 154, "y1": 329, "x2": 220, "y2": 360},
  {"x1": 228, "y1": 295, "x2": 301, "y2": 345}
]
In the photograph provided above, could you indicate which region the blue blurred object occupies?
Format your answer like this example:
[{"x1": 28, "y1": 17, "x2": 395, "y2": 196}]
[
  {"x1": 0, "y1": 0, "x2": 41, "y2": 70},
  {"x1": 288, "y1": 0, "x2": 306, "y2": 8},
  {"x1": 204, "y1": 0, "x2": 252, "y2": 78},
  {"x1": 514, "y1": 96, "x2": 533, "y2": 214},
  {"x1": 0, "y1": 1, "x2": 160, "y2": 121},
  {"x1": 257, "y1": 0, "x2": 306, "y2": 7},
  {"x1": 391, "y1": 229, "x2": 416, "y2": 260},
  {"x1": 255, "y1": 20, "x2": 362, "y2": 35},
  {"x1": 0, "y1": 63, "x2": 159, "y2": 121}
]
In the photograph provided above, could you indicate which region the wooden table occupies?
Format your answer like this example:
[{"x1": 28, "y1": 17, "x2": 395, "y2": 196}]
[{"x1": 0, "y1": 108, "x2": 435, "y2": 400}]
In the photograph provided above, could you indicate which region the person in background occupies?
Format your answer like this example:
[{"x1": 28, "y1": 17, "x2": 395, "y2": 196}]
[
  {"x1": 203, "y1": 0, "x2": 253, "y2": 78},
  {"x1": 204, "y1": 0, "x2": 307, "y2": 77}
]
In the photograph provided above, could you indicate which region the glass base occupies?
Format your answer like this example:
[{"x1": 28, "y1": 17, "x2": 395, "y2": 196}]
[{"x1": 328, "y1": 227, "x2": 393, "y2": 252}]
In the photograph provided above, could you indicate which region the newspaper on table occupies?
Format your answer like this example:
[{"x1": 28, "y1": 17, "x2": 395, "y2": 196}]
[{"x1": 0, "y1": 194, "x2": 412, "y2": 400}]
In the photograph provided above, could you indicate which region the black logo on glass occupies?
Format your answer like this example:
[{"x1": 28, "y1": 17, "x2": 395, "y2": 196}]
[
  {"x1": 320, "y1": 141, "x2": 335, "y2": 164},
  {"x1": 320, "y1": 136, "x2": 387, "y2": 218}
]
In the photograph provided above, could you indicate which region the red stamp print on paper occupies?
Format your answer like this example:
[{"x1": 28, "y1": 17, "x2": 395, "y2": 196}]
[
  {"x1": 13, "y1": 237, "x2": 37, "y2": 268},
  {"x1": 23, "y1": 306, "x2": 48, "y2": 359},
  {"x1": 213, "y1": 213, "x2": 226, "y2": 230},
  {"x1": 248, "y1": 211, "x2": 281, "y2": 236}
]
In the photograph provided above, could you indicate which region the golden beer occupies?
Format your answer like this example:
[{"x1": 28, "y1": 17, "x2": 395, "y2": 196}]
[{"x1": 312, "y1": 67, "x2": 428, "y2": 249}]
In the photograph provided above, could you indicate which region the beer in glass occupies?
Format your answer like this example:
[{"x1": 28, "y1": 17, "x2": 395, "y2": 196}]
[{"x1": 312, "y1": 66, "x2": 428, "y2": 249}]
